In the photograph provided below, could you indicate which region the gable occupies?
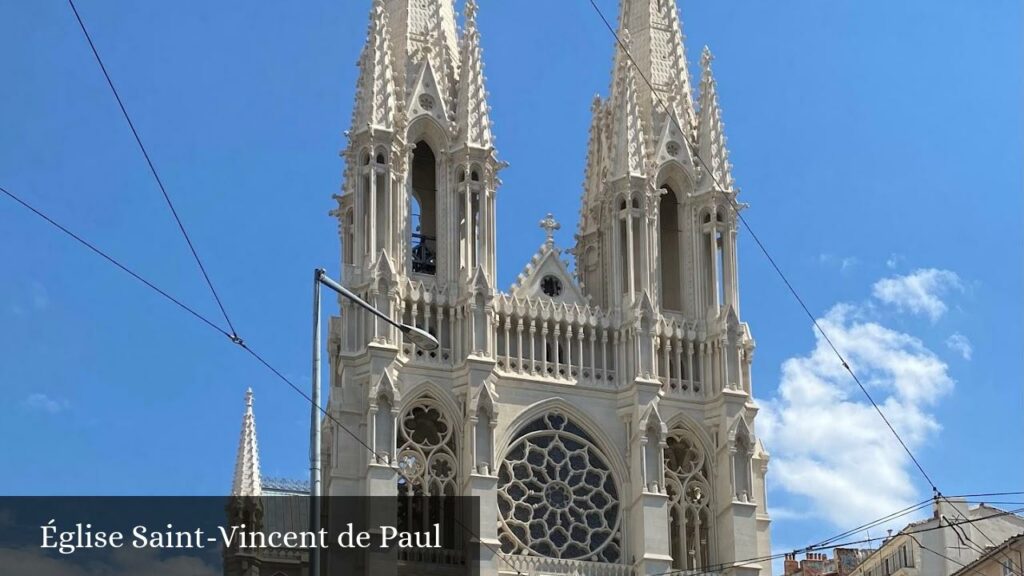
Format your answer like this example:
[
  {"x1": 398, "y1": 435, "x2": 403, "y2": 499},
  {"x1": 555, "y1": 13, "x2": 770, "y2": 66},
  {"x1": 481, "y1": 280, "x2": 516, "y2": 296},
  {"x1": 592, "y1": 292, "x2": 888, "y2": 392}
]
[
  {"x1": 408, "y1": 57, "x2": 449, "y2": 126},
  {"x1": 654, "y1": 111, "x2": 696, "y2": 181},
  {"x1": 510, "y1": 246, "x2": 586, "y2": 305}
]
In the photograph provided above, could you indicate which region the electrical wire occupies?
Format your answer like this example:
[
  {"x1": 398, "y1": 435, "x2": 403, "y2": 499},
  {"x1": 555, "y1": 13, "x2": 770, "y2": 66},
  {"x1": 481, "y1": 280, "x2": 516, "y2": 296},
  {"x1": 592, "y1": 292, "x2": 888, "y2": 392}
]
[
  {"x1": 0, "y1": 182, "x2": 521, "y2": 574},
  {"x1": 645, "y1": 506, "x2": 1024, "y2": 576},
  {"x1": 0, "y1": 185, "x2": 232, "y2": 340},
  {"x1": 583, "y1": 3, "x2": 1024, "y2": 573},
  {"x1": 19, "y1": 4, "x2": 1021, "y2": 573},
  {"x1": 811, "y1": 497, "x2": 934, "y2": 549},
  {"x1": 66, "y1": 0, "x2": 239, "y2": 340},
  {"x1": 585, "y1": 0, "x2": 938, "y2": 494}
]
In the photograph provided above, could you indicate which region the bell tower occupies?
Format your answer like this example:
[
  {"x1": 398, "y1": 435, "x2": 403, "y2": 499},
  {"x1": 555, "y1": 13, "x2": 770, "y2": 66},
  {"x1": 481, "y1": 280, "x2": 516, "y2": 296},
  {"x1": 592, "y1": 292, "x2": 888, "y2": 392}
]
[
  {"x1": 320, "y1": 1, "x2": 771, "y2": 574},
  {"x1": 334, "y1": 0, "x2": 499, "y2": 295},
  {"x1": 326, "y1": 0, "x2": 502, "y2": 497}
]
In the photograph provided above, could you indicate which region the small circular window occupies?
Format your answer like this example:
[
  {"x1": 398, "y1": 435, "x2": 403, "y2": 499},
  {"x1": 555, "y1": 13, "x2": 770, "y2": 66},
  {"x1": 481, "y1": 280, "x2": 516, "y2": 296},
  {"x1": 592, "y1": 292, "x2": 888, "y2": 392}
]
[{"x1": 540, "y1": 275, "x2": 563, "y2": 297}]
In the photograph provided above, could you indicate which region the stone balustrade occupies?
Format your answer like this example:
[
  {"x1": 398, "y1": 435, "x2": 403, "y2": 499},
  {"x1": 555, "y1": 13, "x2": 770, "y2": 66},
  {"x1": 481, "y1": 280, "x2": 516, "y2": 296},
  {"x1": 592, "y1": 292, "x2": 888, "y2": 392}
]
[
  {"x1": 334, "y1": 278, "x2": 737, "y2": 401},
  {"x1": 492, "y1": 294, "x2": 619, "y2": 388}
]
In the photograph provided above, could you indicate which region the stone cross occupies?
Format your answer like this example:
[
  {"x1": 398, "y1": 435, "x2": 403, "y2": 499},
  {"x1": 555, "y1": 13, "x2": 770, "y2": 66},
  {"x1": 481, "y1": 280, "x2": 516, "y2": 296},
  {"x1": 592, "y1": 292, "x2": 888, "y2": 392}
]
[{"x1": 539, "y1": 213, "x2": 560, "y2": 246}]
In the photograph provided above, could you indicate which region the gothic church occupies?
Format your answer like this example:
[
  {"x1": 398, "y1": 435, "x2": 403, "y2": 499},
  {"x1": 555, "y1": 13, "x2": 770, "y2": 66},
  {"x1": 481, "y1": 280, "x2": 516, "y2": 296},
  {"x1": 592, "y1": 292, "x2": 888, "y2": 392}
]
[{"x1": 233, "y1": 0, "x2": 772, "y2": 574}]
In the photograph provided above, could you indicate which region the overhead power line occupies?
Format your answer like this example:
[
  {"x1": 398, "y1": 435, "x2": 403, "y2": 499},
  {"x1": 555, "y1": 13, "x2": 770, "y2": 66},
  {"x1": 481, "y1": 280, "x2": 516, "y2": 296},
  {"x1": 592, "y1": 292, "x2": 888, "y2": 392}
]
[
  {"x1": 583, "y1": 3, "x2": 1023, "y2": 573},
  {"x1": 584, "y1": 0, "x2": 937, "y2": 490},
  {"x1": 15, "y1": 3, "x2": 1017, "y2": 573},
  {"x1": 0, "y1": 182, "x2": 521, "y2": 575},
  {"x1": 66, "y1": 0, "x2": 239, "y2": 340},
  {"x1": 0, "y1": 185, "x2": 231, "y2": 339},
  {"x1": 649, "y1": 506, "x2": 1024, "y2": 576}
]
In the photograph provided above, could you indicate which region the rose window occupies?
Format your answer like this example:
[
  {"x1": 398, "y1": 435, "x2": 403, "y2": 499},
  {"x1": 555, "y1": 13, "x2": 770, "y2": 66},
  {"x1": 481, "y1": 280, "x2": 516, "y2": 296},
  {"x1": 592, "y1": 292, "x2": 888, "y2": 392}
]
[
  {"x1": 498, "y1": 411, "x2": 621, "y2": 563},
  {"x1": 540, "y1": 275, "x2": 563, "y2": 297}
]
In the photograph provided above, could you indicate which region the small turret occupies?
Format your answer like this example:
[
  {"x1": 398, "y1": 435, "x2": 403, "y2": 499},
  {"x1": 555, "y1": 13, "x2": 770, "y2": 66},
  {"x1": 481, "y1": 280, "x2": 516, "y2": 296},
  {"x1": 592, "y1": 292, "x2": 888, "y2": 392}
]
[
  {"x1": 697, "y1": 46, "x2": 734, "y2": 192},
  {"x1": 454, "y1": 0, "x2": 493, "y2": 150},
  {"x1": 350, "y1": 0, "x2": 398, "y2": 136},
  {"x1": 609, "y1": 30, "x2": 648, "y2": 181}
]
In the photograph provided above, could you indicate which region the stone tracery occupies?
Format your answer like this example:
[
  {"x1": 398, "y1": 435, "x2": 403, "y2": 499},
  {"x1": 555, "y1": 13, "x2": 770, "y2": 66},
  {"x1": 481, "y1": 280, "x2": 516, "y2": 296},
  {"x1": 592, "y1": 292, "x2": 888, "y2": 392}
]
[
  {"x1": 396, "y1": 395, "x2": 457, "y2": 497},
  {"x1": 497, "y1": 411, "x2": 622, "y2": 563},
  {"x1": 664, "y1": 426, "x2": 714, "y2": 570}
]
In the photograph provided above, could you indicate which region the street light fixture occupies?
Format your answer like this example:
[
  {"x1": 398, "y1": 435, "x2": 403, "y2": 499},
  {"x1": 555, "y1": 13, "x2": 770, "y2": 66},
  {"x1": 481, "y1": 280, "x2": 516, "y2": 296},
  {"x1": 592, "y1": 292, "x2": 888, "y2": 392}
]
[{"x1": 309, "y1": 268, "x2": 438, "y2": 576}]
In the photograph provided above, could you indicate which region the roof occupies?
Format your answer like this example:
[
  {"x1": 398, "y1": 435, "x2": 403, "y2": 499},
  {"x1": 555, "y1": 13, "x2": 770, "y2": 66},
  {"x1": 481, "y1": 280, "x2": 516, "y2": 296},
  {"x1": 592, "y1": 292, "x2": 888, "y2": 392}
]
[
  {"x1": 262, "y1": 477, "x2": 310, "y2": 495},
  {"x1": 950, "y1": 532, "x2": 1024, "y2": 576}
]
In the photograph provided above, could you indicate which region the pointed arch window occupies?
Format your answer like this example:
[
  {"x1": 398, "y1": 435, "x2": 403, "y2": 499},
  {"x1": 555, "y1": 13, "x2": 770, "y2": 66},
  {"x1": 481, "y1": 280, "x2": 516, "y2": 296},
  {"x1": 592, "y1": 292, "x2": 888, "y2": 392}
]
[
  {"x1": 664, "y1": 427, "x2": 714, "y2": 571},
  {"x1": 457, "y1": 164, "x2": 484, "y2": 273},
  {"x1": 410, "y1": 142, "x2": 437, "y2": 275},
  {"x1": 617, "y1": 196, "x2": 642, "y2": 296},
  {"x1": 396, "y1": 395, "x2": 457, "y2": 496},
  {"x1": 342, "y1": 210, "x2": 355, "y2": 270},
  {"x1": 396, "y1": 395, "x2": 458, "y2": 551},
  {"x1": 732, "y1": 427, "x2": 753, "y2": 503},
  {"x1": 498, "y1": 411, "x2": 622, "y2": 563},
  {"x1": 700, "y1": 208, "x2": 728, "y2": 310},
  {"x1": 659, "y1": 186, "x2": 682, "y2": 311}
]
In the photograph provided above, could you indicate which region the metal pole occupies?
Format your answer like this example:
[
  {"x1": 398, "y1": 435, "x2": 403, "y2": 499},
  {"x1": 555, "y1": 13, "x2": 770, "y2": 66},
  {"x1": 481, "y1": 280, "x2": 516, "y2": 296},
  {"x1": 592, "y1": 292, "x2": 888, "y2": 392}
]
[
  {"x1": 310, "y1": 267, "x2": 323, "y2": 576},
  {"x1": 307, "y1": 267, "x2": 438, "y2": 576}
]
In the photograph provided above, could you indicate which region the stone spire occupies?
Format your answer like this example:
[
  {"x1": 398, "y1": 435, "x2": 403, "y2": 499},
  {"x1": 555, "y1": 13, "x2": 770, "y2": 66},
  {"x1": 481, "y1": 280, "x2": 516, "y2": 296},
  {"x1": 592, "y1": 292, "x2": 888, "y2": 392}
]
[
  {"x1": 378, "y1": 0, "x2": 460, "y2": 111},
  {"x1": 615, "y1": 0, "x2": 698, "y2": 143},
  {"x1": 609, "y1": 30, "x2": 648, "y2": 180},
  {"x1": 661, "y1": 0, "x2": 698, "y2": 137},
  {"x1": 454, "y1": 0, "x2": 493, "y2": 150},
  {"x1": 231, "y1": 388, "x2": 262, "y2": 497},
  {"x1": 428, "y1": 0, "x2": 460, "y2": 114},
  {"x1": 351, "y1": 0, "x2": 398, "y2": 135},
  {"x1": 578, "y1": 94, "x2": 606, "y2": 237},
  {"x1": 697, "y1": 46, "x2": 734, "y2": 191}
]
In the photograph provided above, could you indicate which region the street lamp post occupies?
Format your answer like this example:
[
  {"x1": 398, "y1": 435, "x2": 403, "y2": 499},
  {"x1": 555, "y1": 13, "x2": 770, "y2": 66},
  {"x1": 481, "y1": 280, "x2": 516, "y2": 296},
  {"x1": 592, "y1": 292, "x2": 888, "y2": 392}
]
[{"x1": 309, "y1": 267, "x2": 438, "y2": 576}]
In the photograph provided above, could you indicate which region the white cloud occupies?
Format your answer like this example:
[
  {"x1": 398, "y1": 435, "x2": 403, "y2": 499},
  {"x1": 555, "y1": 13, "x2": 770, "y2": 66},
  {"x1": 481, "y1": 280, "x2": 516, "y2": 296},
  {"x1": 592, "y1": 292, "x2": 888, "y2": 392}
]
[
  {"x1": 818, "y1": 253, "x2": 858, "y2": 274},
  {"x1": 872, "y1": 268, "x2": 962, "y2": 322},
  {"x1": 945, "y1": 333, "x2": 973, "y2": 360},
  {"x1": 760, "y1": 303, "x2": 954, "y2": 530},
  {"x1": 23, "y1": 393, "x2": 69, "y2": 414},
  {"x1": 886, "y1": 254, "x2": 904, "y2": 270},
  {"x1": 9, "y1": 281, "x2": 49, "y2": 316}
]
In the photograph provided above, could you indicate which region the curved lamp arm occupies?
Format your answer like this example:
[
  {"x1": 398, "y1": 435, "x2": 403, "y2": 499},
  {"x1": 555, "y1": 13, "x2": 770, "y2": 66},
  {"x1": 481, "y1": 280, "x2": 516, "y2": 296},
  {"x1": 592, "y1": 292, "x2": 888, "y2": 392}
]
[{"x1": 316, "y1": 269, "x2": 440, "y2": 351}]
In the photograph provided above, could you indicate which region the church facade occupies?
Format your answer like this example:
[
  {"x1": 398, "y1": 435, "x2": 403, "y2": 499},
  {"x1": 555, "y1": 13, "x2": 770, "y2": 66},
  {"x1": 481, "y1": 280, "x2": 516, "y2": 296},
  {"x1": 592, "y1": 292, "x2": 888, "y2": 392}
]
[{"x1": 235, "y1": 0, "x2": 772, "y2": 574}]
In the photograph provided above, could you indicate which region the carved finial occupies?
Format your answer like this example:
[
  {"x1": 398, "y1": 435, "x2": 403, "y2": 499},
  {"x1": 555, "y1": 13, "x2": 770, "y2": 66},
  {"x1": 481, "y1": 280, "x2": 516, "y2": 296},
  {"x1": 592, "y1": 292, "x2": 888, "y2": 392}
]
[
  {"x1": 620, "y1": 27, "x2": 632, "y2": 50},
  {"x1": 701, "y1": 45, "x2": 714, "y2": 69},
  {"x1": 245, "y1": 387, "x2": 254, "y2": 410},
  {"x1": 539, "y1": 213, "x2": 560, "y2": 246},
  {"x1": 465, "y1": 0, "x2": 478, "y2": 24}
]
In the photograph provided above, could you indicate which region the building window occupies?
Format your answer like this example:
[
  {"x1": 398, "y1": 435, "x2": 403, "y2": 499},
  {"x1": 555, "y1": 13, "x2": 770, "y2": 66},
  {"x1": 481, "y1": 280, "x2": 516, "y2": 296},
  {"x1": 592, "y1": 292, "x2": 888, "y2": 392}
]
[
  {"x1": 410, "y1": 141, "x2": 437, "y2": 275},
  {"x1": 497, "y1": 411, "x2": 621, "y2": 563},
  {"x1": 665, "y1": 427, "x2": 714, "y2": 571},
  {"x1": 396, "y1": 396, "x2": 457, "y2": 497},
  {"x1": 541, "y1": 275, "x2": 563, "y2": 297},
  {"x1": 658, "y1": 186, "x2": 682, "y2": 310},
  {"x1": 733, "y1": 431, "x2": 752, "y2": 502},
  {"x1": 396, "y1": 396, "x2": 457, "y2": 550}
]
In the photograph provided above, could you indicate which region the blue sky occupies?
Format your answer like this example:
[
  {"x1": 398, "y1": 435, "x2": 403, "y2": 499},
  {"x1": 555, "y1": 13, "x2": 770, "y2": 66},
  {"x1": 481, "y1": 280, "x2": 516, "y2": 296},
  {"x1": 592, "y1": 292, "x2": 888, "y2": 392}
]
[{"x1": 1, "y1": 0, "x2": 1020, "y2": 566}]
